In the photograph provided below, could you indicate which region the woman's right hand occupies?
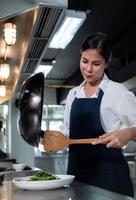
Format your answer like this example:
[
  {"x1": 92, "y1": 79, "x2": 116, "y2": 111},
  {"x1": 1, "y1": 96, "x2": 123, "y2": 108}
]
[{"x1": 92, "y1": 128, "x2": 135, "y2": 148}]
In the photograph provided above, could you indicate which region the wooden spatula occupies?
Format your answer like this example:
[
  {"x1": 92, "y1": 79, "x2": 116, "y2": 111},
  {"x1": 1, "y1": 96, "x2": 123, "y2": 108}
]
[{"x1": 43, "y1": 131, "x2": 99, "y2": 152}]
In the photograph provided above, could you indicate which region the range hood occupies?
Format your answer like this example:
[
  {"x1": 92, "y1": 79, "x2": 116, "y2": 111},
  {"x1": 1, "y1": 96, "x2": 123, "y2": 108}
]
[
  {"x1": 0, "y1": 0, "x2": 68, "y2": 21},
  {"x1": 0, "y1": 0, "x2": 68, "y2": 104}
]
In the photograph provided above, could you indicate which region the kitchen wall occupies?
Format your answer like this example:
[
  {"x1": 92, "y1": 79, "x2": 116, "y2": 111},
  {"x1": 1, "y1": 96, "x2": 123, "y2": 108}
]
[{"x1": 43, "y1": 88, "x2": 57, "y2": 104}]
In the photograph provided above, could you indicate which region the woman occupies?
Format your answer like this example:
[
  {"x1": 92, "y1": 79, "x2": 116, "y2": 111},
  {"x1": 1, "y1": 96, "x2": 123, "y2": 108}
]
[{"x1": 43, "y1": 32, "x2": 136, "y2": 199}]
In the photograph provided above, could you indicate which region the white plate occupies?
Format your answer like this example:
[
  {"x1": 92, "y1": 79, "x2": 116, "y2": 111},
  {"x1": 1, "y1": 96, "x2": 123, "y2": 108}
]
[{"x1": 12, "y1": 174, "x2": 75, "y2": 190}]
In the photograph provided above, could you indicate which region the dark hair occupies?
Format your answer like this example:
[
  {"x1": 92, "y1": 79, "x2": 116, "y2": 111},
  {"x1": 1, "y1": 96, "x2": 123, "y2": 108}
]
[{"x1": 80, "y1": 32, "x2": 112, "y2": 63}]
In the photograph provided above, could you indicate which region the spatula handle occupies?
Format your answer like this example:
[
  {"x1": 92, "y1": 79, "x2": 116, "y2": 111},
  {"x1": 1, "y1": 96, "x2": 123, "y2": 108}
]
[{"x1": 69, "y1": 138, "x2": 99, "y2": 144}]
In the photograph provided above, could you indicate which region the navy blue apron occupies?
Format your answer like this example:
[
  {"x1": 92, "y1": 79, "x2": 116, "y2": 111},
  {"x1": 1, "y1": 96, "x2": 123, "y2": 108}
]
[{"x1": 67, "y1": 89, "x2": 134, "y2": 197}]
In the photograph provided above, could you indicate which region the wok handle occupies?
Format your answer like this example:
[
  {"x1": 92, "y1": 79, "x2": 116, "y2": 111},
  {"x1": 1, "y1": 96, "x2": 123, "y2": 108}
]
[
  {"x1": 69, "y1": 138, "x2": 99, "y2": 144},
  {"x1": 40, "y1": 130, "x2": 45, "y2": 138}
]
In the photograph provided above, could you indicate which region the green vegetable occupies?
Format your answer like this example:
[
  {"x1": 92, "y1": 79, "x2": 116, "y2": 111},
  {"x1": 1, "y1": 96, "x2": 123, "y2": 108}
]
[{"x1": 28, "y1": 170, "x2": 60, "y2": 181}]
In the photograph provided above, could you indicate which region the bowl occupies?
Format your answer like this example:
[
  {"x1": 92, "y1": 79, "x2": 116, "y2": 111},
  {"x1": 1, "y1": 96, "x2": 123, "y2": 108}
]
[
  {"x1": 0, "y1": 175, "x2": 4, "y2": 185},
  {"x1": 12, "y1": 163, "x2": 25, "y2": 171}
]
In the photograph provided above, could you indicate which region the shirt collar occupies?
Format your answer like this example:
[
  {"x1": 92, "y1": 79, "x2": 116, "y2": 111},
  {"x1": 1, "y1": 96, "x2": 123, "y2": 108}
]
[
  {"x1": 99, "y1": 73, "x2": 109, "y2": 92},
  {"x1": 76, "y1": 73, "x2": 110, "y2": 97}
]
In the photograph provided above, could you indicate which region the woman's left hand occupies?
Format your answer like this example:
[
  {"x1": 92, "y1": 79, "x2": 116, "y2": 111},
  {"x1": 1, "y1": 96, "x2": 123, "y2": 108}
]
[{"x1": 92, "y1": 129, "x2": 133, "y2": 148}]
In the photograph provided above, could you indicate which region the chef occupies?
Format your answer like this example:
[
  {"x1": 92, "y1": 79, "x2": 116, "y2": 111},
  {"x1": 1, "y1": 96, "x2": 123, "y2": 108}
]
[{"x1": 43, "y1": 32, "x2": 136, "y2": 200}]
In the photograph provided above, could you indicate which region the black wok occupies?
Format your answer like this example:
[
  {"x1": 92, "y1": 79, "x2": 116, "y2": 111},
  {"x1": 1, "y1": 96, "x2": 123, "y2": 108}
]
[{"x1": 18, "y1": 72, "x2": 44, "y2": 147}]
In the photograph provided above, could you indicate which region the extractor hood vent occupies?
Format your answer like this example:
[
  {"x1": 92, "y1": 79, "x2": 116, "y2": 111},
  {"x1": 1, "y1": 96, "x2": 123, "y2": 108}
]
[
  {"x1": 35, "y1": 7, "x2": 62, "y2": 38},
  {"x1": 28, "y1": 39, "x2": 48, "y2": 58},
  {"x1": 24, "y1": 59, "x2": 39, "y2": 73},
  {"x1": 23, "y1": 7, "x2": 62, "y2": 74}
]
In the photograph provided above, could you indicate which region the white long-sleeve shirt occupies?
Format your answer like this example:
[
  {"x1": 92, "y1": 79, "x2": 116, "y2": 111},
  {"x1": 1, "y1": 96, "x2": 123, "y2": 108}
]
[{"x1": 60, "y1": 74, "x2": 136, "y2": 137}]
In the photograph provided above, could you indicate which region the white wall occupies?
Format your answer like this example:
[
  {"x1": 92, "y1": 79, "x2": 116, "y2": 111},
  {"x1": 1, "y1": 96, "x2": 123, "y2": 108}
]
[{"x1": 43, "y1": 87, "x2": 57, "y2": 104}]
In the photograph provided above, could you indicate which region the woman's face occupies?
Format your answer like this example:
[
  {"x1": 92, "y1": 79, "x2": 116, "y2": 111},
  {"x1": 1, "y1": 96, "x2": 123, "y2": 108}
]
[{"x1": 80, "y1": 49, "x2": 107, "y2": 86}]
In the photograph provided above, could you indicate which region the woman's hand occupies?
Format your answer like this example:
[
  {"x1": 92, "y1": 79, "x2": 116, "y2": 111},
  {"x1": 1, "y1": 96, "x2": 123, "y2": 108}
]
[
  {"x1": 40, "y1": 130, "x2": 53, "y2": 146},
  {"x1": 92, "y1": 128, "x2": 136, "y2": 148},
  {"x1": 40, "y1": 130, "x2": 65, "y2": 152}
]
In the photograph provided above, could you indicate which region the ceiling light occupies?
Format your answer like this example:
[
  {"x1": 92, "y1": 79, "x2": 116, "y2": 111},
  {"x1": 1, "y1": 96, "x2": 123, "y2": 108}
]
[
  {"x1": 3, "y1": 23, "x2": 17, "y2": 46},
  {"x1": 49, "y1": 10, "x2": 86, "y2": 49},
  {"x1": 52, "y1": 59, "x2": 56, "y2": 64},
  {"x1": 0, "y1": 85, "x2": 6, "y2": 97},
  {"x1": 34, "y1": 64, "x2": 53, "y2": 77},
  {"x1": 0, "y1": 64, "x2": 10, "y2": 79}
]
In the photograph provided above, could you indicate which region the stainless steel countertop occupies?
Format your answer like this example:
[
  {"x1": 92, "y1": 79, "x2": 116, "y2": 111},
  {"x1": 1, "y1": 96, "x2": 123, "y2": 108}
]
[
  {"x1": 0, "y1": 168, "x2": 39, "y2": 180},
  {"x1": 0, "y1": 181, "x2": 74, "y2": 200},
  {"x1": 0, "y1": 179, "x2": 136, "y2": 200},
  {"x1": 0, "y1": 181, "x2": 114, "y2": 200},
  {"x1": 0, "y1": 170, "x2": 136, "y2": 200}
]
